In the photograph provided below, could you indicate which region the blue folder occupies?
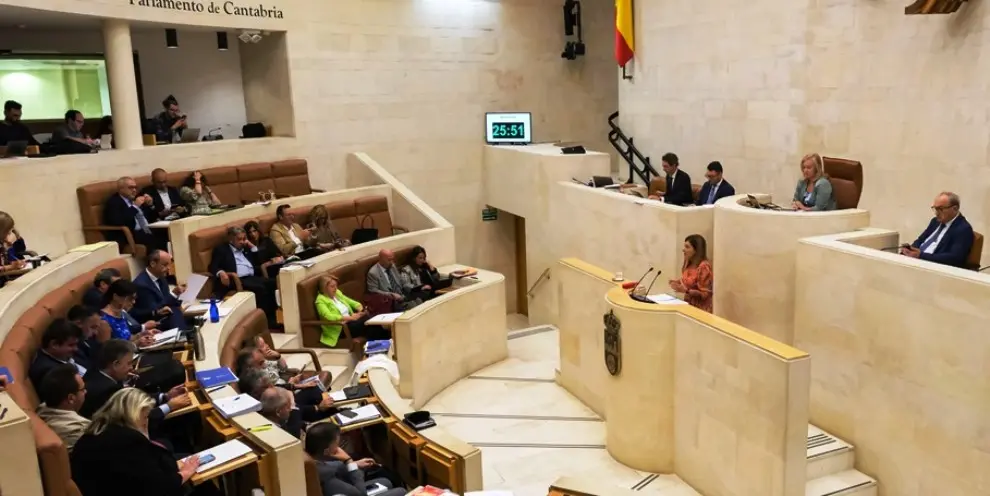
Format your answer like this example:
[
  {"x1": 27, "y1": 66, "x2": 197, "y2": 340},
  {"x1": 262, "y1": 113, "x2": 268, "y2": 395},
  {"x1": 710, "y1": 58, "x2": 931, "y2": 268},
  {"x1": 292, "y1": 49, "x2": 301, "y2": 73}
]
[
  {"x1": 195, "y1": 367, "x2": 238, "y2": 389},
  {"x1": 364, "y1": 340, "x2": 391, "y2": 355},
  {"x1": 0, "y1": 366, "x2": 12, "y2": 384}
]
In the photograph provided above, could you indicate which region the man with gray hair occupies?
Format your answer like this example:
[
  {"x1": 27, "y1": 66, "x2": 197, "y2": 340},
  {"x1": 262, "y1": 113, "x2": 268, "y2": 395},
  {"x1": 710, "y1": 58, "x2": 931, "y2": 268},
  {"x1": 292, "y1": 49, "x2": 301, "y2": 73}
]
[
  {"x1": 900, "y1": 191, "x2": 975, "y2": 268},
  {"x1": 209, "y1": 226, "x2": 279, "y2": 327},
  {"x1": 102, "y1": 176, "x2": 166, "y2": 253},
  {"x1": 260, "y1": 386, "x2": 302, "y2": 438}
]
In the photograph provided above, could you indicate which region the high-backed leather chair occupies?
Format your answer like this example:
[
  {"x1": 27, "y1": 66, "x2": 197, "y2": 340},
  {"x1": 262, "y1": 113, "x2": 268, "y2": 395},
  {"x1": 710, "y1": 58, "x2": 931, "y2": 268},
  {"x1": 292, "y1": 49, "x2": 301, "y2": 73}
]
[
  {"x1": 823, "y1": 157, "x2": 864, "y2": 210},
  {"x1": 966, "y1": 232, "x2": 984, "y2": 271},
  {"x1": 0, "y1": 258, "x2": 130, "y2": 496},
  {"x1": 218, "y1": 308, "x2": 321, "y2": 374},
  {"x1": 297, "y1": 247, "x2": 415, "y2": 349}
]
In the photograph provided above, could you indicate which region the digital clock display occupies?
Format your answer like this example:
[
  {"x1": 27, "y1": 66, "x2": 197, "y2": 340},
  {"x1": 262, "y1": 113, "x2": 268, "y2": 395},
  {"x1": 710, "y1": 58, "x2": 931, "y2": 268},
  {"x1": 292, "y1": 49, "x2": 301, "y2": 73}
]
[{"x1": 485, "y1": 112, "x2": 532, "y2": 144}]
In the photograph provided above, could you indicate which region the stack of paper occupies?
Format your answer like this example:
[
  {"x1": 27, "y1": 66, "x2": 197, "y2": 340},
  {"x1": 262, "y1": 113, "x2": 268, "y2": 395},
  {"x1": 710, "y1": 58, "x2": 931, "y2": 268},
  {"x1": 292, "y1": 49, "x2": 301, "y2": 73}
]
[
  {"x1": 366, "y1": 312, "x2": 402, "y2": 325},
  {"x1": 186, "y1": 439, "x2": 254, "y2": 473},
  {"x1": 139, "y1": 328, "x2": 181, "y2": 350},
  {"x1": 212, "y1": 393, "x2": 261, "y2": 419},
  {"x1": 647, "y1": 294, "x2": 687, "y2": 305},
  {"x1": 335, "y1": 404, "x2": 381, "y2": 425}
]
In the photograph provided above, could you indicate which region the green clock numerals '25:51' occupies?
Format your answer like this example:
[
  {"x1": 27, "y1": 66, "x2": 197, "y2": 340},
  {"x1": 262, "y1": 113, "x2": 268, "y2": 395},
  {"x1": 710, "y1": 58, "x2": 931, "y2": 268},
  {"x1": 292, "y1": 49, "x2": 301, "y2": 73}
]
[{"x1": 492, "y1": 122, "x2": 525, "y2": 138}]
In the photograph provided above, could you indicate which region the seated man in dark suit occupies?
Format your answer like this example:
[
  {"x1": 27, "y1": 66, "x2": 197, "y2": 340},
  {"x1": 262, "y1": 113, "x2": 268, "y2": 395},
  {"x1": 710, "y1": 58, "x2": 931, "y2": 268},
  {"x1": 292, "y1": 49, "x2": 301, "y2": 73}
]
[
  {"x1": 29, "y1": 319, "x2": 87, "y2": 386},
  {"x1": 304, "y1": 423, "x2": 406, "y2": 496},
  {"x1": 138, "y1": 168, "x2": 186, "y2": 223},
  {"x1": 80, "y1": 339, "x2": 190, "y2": 419},
  {"x1": 210, "y1": 226, "x2": 279, "y2": 328},
  {"x1": 132, "y1": 249, "x2": 187, "y2": 330},
  {"x1": 69, "y1": 305, "x2": 106, "y2": 372},
  {"x1": 103, "y1": 176, "x2": 167, "y2": 253},
  {"x1": 900, "y1": 191, "x2": 975, "y2": 269},
  {"x1": 695, "y1": 161, "x2": 736, "y2": 205},
  {"x1": 82, "y1": 268, "x2": 121, "y2": 309},
  {"x1": 657, "y1": 152, "x2": 693, "y2": 206}
]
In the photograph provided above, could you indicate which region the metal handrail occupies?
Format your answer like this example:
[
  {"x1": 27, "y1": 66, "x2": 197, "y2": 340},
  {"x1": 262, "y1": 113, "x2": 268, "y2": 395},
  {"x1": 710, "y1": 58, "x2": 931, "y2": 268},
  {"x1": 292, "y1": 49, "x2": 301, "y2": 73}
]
[
  {"x1": 608, "y1": 111, "x2": 661, "y2": 185},
  {"x1": 527, "y1": 268, "x2": 551, "y2": 297}
]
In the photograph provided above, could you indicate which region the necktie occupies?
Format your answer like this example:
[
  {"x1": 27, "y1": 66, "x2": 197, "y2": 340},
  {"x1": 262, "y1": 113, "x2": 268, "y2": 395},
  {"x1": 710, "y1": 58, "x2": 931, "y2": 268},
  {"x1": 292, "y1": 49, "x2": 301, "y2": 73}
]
[
  {"x1": 706, "y1": 184, "x2": 717, "y2": 204},
  {"x1": 385, "y1": 267, "x2": 401, "y2": 293},
  {"x1": 134, "y1": 206, "x2": 151, "y2": 234},
  {"x1": 919, "y1": 223, "x2": 946, "y2": 252},
  {"x1": 158, "y1": 277, "x2": 170, "y2": 299}
]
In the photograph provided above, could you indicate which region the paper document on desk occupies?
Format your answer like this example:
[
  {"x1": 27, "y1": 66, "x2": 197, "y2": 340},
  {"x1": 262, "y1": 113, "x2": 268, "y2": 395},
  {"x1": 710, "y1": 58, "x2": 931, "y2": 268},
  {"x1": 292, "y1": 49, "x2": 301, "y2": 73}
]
[
  {"x1": 178, "y1": 274, "x2": 209, "y2": 303},
  {"x1": 366, "y1": 312, "x2": 402, "y2": 325},
  {"x1": 139, "y1": 328, "x2": 181, "y2": 350},
  {"x1": 213, "y1": 393, "x2": 261, "y2": 419},
  {"x1": 328, "y1": 390, "x2": 348, "y2": 402},
  {"x1": 335, "y1": 404, "x2": 381, "y2": 425},
  {"x1": 647, "y1": 294, "x2": 687, "y2": 305},
  {"x1": 186, "y1": 439, "x2": 254, "y2": 473}
]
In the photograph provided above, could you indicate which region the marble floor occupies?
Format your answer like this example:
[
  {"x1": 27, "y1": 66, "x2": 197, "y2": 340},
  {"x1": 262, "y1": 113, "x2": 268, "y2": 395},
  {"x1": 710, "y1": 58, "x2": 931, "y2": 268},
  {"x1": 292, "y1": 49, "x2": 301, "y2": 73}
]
[{"x1": 421, "y1": 326, "x2": 700, "y2": 496}]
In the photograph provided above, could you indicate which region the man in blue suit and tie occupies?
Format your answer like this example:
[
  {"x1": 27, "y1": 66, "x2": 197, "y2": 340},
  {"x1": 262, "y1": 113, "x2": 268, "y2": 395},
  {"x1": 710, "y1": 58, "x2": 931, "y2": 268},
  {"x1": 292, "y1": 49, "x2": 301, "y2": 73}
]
[
  {"x1": 695, "y1": 161, "x2": 736, "y2": 205},
  {"x1": 132, "y1": 250, "x2": 187, "y2": 330},
  {"x1": 900, "y1": 191, "x2": 974, "y2": 268}
]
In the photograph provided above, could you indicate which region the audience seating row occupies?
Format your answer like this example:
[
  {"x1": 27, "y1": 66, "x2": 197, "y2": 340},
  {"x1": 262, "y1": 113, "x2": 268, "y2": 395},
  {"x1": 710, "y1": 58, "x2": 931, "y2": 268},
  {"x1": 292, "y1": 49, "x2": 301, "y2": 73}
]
[
  {"x1": 295, "y1": 246, "x2": 416, "y2": 349},
  {"x1": 76, "y1": 159, "x2": 319, "y2": 253},
  {"x1": 0, "y1": 258, "x2": 130, "y2": 496},
  {"x1": 217, "y1": 308, "x2": 323, "y2": 375},
  {"x1": 188, "y1": 195, "x2": 405, "y2": 295}
]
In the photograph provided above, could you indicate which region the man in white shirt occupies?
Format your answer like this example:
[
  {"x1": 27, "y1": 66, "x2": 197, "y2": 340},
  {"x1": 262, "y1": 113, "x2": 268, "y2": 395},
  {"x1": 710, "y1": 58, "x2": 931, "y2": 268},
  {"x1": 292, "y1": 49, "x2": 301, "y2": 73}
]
[
  {"x1": 36, "y1": 364, "x2": 91, "y2": 452},
  {"x1": 900, "y1": 191, "x2": 975, "y2": 268},
  {"x1": 270, "y1": 204, "x2": 317, "y2": 257}
]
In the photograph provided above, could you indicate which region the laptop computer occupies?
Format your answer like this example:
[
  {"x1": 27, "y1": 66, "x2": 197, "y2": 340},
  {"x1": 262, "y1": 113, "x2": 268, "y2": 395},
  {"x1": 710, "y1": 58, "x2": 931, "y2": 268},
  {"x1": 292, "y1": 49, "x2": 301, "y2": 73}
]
[
  {"x1": 3, "y1": 140, "x2": 28, "y2": 157},
  {"x1": 179, "y1": 128, "x2": 201, "y2": 143}
]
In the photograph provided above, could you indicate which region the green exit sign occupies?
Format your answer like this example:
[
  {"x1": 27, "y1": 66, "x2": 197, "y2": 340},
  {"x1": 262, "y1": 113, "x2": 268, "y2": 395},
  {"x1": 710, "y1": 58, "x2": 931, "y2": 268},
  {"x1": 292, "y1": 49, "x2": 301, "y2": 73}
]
[{"x1": 482, "y1": 207, "x2": 498, "y2": 221}]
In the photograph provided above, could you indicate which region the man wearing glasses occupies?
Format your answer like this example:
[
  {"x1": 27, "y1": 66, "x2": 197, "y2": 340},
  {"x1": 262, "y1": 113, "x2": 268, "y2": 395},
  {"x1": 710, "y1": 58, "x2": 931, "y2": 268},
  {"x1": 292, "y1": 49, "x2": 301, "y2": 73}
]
[
  {"x1": 52, "y1": 109, "x2": 96, "y2": 149},
  {"x1": 103, "y1": 176, "x2": 167, "y2": 253},
  {"x1": 899, "y1": 191, "x2": 974, "y2": 268}
]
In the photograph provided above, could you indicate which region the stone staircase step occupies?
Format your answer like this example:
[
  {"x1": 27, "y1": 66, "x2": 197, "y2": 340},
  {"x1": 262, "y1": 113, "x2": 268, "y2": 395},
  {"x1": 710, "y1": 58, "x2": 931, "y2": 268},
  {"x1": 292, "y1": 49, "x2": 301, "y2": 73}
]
[
  {"x1": 807, "y1": 425, "x2": 854, "y2": 480},
  {"x1": 806, "y1": 469, "x2": 877, "y2": 496},
  {"x1": 324, "y1": 365, "x2": 350, "y2": 389},
  {"x1": 270, "y1": 333, "x2": 298, "y2": 349},
  {"x1": 283, "y1": 352, "x2": 313, "y2": 372}
]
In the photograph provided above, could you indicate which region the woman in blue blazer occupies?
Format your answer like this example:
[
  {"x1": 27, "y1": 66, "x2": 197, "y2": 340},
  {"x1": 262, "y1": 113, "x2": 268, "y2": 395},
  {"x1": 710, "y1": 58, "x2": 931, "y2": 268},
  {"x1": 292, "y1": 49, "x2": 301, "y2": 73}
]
[{"x1": 791, "y1": 153, "x2": 835, "y2": 211}]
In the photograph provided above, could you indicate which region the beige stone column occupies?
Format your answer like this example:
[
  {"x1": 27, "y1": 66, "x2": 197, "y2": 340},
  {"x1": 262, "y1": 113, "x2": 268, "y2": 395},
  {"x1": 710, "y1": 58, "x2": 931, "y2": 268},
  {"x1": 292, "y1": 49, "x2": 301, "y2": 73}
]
[
  {"x1": 101, "y1": 19, "x2": 143, "y2": 150},
  {"x1": 603, "y1": 287, "x2": 675, "y2": 473}
]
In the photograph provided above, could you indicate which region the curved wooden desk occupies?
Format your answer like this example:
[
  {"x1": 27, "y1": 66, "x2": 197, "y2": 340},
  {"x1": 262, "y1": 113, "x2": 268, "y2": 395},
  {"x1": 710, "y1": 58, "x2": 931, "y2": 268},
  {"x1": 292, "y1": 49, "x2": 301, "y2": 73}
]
[
  {"x1": 368, "y1": 368, "x2": 482, "y2": 493},
  {"x1": 394, "y1": 266, "x2": 507, "y2": 408},
  {"x1": 194, "y1": 292, "x2": 306, "y2": 496},
  {"x1": 713, "y1": 194, "x2": 869, "y2": 344}
]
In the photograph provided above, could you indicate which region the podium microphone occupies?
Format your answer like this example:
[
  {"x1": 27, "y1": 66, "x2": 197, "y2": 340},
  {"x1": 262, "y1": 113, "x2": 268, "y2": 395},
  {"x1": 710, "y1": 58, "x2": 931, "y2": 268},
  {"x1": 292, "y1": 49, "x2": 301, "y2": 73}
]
[
  {"x1": 623, "y1": 267, "x2": 653, "y2": 292},
  {"x1": 630, "y1": 270, "x2": 662, "y2": 304}
]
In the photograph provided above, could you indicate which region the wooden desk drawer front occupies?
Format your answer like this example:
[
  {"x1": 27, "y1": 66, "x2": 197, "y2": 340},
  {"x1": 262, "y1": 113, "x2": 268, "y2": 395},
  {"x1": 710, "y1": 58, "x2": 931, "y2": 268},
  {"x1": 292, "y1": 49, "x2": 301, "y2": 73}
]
[
  {"x1": 387, "y1": 421, "x2": 426, "y2": 484},
  {"x1": 419, "y1": 444, "x2": 461, "y2": 494}
]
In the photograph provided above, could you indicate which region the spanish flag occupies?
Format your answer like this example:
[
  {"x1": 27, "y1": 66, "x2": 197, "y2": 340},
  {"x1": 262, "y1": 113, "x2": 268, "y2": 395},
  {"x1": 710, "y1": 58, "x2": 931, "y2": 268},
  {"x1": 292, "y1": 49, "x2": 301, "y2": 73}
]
[{"x1": 615, "y1": 0, "x2": 634, "y2": 67}]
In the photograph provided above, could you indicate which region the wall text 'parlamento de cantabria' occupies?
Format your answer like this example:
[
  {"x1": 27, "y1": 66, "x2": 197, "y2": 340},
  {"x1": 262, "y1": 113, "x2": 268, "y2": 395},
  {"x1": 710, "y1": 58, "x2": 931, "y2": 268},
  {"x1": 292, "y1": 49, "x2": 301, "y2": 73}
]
[{"x1": 129, "y1": 0, "x2": 284, "y2": 19}]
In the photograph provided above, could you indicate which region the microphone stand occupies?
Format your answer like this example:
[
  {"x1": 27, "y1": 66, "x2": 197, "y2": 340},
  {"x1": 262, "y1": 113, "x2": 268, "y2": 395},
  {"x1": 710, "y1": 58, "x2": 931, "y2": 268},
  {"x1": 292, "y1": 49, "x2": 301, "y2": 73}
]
[{"x1": 629, "y1": 270, "x2": 661, "y2": 304}]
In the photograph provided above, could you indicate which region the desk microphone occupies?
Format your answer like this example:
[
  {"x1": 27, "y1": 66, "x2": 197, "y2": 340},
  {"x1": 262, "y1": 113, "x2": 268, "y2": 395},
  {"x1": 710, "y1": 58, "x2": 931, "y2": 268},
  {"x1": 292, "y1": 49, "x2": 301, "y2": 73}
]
[
  {"x1": 624, "y1": 267, "x2": 653, "y2": 293},
  {"x1": 643, "y1": 270, "x2": 663, "y2": 295},
  {"x1": 629, "y1": 269, "x2": 662, "y2": 304}
]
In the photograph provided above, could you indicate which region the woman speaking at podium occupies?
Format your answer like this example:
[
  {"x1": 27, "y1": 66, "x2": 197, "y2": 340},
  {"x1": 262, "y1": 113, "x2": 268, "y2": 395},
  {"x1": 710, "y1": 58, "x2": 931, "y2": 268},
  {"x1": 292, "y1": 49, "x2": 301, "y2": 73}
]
[{"x1": 669, "y1": 234, "x2": 713, "y2": 312}]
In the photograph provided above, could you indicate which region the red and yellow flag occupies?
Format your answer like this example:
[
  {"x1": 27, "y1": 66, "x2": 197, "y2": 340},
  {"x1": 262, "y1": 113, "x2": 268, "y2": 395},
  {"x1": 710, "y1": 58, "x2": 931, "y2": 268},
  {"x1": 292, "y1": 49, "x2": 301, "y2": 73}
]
[{"x1": 615, "y1": 0, "x2": 634, "y2": 67}]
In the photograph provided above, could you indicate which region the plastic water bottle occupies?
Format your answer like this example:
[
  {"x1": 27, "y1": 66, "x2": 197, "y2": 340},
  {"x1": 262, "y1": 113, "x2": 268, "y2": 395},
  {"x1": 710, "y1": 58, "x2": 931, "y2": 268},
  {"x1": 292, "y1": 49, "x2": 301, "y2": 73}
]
[{"x1": 209, "y1": 298, "x2": 220, "y2": 323}]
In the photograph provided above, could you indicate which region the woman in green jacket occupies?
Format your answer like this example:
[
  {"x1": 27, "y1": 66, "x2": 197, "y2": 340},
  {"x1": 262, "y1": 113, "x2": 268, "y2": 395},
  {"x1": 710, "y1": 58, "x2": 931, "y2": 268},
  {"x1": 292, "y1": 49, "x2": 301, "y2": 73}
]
[{"x1": 315, "y1": 275, "x2": 389, "y2": 347}]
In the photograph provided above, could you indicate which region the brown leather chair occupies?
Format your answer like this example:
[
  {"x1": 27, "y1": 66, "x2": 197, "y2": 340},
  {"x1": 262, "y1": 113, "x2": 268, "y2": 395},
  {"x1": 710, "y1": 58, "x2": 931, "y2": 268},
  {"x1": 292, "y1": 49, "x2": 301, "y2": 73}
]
[
  {"x1": 218, "y1": 308, "x2": 321, "y2": 373},
  {"x1": 297, "y1": 247, "x2": 415, "y2": 349},
  {"x1": 0, "y1": 258, "x2": 130, "y2": 496},
  {"x1": 966, "y1": 232, "x2": 984, "y2": 271},
  {"x1": 236, "y1": 163, "x2": 276, "y2": 206},
  {"x1": 648, "y1": 178, "x2": 665, "y2": 197},
  {"x1": 273, "y1": 159, "x2": 323, "y2": 197},
  {"x1": 823, "y1": 157, "x2": 864, "y2": 210},
  {"x1": 76, "y1": 177, "x2": 153, "y2": 258}
]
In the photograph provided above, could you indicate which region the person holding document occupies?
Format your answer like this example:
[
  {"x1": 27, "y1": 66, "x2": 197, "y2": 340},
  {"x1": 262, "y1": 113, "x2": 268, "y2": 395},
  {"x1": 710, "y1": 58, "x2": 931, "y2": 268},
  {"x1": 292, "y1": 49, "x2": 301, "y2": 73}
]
[
  {"x1": 316, "y1": 275, "x2": 389, "y2": 347},
  {"x1": 668, "y1": 234, "x2": 713, "y2": 312},
  {"x1": 132, "y1": 250, "x2": 187, "y2": 331},
  {"x1": 71, "y1": 388, "x2": 201, "y2": 496}
]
